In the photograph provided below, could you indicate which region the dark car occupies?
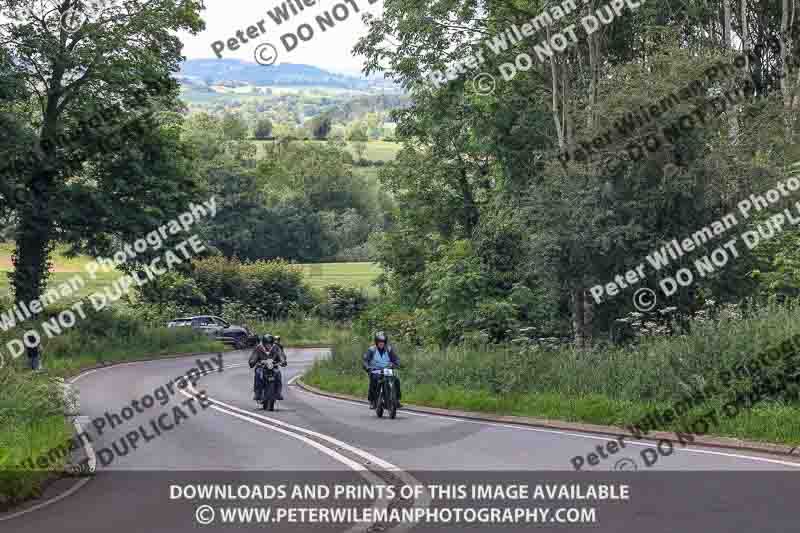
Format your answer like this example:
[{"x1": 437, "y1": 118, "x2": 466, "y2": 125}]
[{"x1": 167, "y1": 315, "x2": 257, "y2": 349}]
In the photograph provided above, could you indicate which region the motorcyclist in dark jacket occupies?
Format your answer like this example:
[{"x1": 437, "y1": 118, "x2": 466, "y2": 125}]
[
  {"x1": 249, "y1": 334, "x2": 287, "y2": 401},
  {"x1": 363, "y1": 331, "x2": 402, "y2": 409}
]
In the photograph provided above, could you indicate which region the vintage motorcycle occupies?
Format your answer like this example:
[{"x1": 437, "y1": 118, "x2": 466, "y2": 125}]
[
  {"x1": 373, "y1": 365, "x2": 399, "y2": 419},
  {"x1": 255, "y1": 357, "x2": 285, "y2": 411}
]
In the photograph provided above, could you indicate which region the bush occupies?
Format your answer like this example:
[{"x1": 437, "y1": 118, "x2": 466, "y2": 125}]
[
  {"x1": 354, "y1": 301, "x2": 421, "y2": 345},
  {"x1": 240, "y1": 260, "x2": 315, "y2": 320},
  {"x1": 192, "y1": 256, "x2": 245, "y2": 309},
  {"x1": 314, "y1": 285, "x2": 368, "y2": 322},
  {"x1": 129, "y1": 256, "x2": 317, "y2": 321},
  {"x1": 334, "y1": 242, "x2": 373, "y2": 262}
]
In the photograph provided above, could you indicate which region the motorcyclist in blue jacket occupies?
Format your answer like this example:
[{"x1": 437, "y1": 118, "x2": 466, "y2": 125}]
[{"x1": 363, "y1": 331, "x2": 402, "y2": 409}]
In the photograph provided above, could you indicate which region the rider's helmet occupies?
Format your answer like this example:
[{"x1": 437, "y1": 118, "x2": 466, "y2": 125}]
[
  {"x1": 374, "y1": 331, "x2": 387, "y2": 345},
  {"x1": 262, "y1": 334, "x2": 275, "y2": 345}
]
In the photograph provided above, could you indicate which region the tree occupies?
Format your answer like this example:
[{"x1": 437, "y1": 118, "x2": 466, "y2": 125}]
[
  {"x1": 0, "y1": 0, "x2": 205, "y2": 306},
  {"x1": 348, "y1": 124, "x2": 368, "y2": 142},
  {"x1": 352, "y1": 141, "x2": 367, "y2": 162},
  {"x1": 254, "y1": 118, "x2": 273, "y2": 140},
  {"x1": 311, "y1": 114, "x2": 332, "y2": 140},
  {"x1": 352, "y1": 0, "x2": 799, "y2": 349},
  {"x1": 221, "y1": 112, "x2": 248, "y2": 141}
]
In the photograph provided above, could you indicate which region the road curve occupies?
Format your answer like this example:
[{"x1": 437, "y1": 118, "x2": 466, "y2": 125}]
[{"x1": 4, "y1": 348, "x2": 800, "y2": 533}]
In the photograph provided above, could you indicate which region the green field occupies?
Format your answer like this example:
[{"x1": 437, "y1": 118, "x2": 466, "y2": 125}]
[
  {"x1": 0, "y1": 241, "x2": 382, "y2": 302},
  {"x1": 0, "y1": 243, "x2": 125, "y2": 302},
  {"x1": 298, "y1": 262, "x2": 382, "y2": 293},
  {"x1": 253, "y1": 139, "x2": 401, "y2": 162}
]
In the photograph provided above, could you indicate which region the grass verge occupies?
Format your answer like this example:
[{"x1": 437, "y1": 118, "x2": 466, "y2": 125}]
[
  {"x1": 305, "y1": 303, "x2": 800, "y2": 448},
  {"x1": 0, "y1": 322, "x2": 224, "y2": 509},
  {"x1": 0, "y1": 314, "x2": 348, "y2": 508},
  {"x1": 234, "y1": 318, "x2": 356, "y2": 346}
]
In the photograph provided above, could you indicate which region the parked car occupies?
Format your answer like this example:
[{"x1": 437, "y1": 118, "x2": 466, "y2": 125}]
[{"x1": 167, "y1": 315, "x2": 257, "y2": 349}]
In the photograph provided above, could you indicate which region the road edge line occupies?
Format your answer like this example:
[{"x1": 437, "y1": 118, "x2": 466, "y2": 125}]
[
  {"x1": 294, "y1": 378, "x2": 800, "y2": 461},
  {"x1": 0, "y1": 418, "x2": 96, "y2": 523}
]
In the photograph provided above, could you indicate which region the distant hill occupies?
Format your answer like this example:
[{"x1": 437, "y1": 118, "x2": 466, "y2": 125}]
[{"x1": 179, "y1": 59, "x2": 374, "y2": 90}]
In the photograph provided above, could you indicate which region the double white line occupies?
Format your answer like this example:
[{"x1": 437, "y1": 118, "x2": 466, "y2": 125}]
[{"x1": 182, "y1": 364, "x2": 431, "y2": 533}]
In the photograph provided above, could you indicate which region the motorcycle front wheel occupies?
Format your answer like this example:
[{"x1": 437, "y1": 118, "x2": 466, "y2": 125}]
[{"x1": 376, "y1": 388, "x2": 384, "y2": 418}]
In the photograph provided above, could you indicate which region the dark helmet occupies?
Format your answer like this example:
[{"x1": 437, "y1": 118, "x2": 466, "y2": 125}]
[
  {"x1": 262, "y1": 334, "x2": 275, "y2": 345},
  {"x1": 374, "y1": 331, "x2": 387, "y2": 344}
]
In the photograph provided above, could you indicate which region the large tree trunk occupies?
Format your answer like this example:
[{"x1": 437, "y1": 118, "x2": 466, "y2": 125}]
[
  {"x1": 573, "y1": 288, "x2": 593, "y2": 349},
  {"x1": 547, "y1": 15, "x2": 595, "y2": 348},
  {"x1": 12, "y1": 167, "x2": 54, "y2": 306}
]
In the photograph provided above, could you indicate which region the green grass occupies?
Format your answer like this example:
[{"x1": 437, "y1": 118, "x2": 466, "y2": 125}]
[
  {"x1": 305, "y1": 304, "x2": 800, "y2": 447},
  {"x1": 0, "y1": 242, "x2": 125, "y2": 304},
  {"x1": 0, "y1": 412, "x2": 73, "y2": 510},
  {"x1": 252, "y1": 140, "x2": 401, "y2": 162},
  {"x1": 0, "y1": 243, "x2": 382, "y2": 302},
  {"x1": 0, "y1": 242, "x2": 97, "y2": 271},
  {"x1": 0, "y1": 318, "x2": 224, "y2": 507},
  {"x1": 344, "y1": 141, "x2": 401, "y2": 162},
  {"x1": 240, "y1": 318, "x2": 351, "y2": 346},
  {"x1": 305, "y1": 366, "x2": 800, "y2": 445},
  {"x1": 299, "y1": 262, "x2": 381, "y2": 293},
  {"x1": 0, "y1": 271, "x2": 123, "y2": 303}
]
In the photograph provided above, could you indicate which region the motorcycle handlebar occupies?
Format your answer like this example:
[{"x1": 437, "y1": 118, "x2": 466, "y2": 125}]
[{"x1": 367, "y1": 365, "x2": 399, "y2": 372}]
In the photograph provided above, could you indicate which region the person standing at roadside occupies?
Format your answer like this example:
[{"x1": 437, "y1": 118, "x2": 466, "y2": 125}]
[{"x1": 26, "y1": 334, "x2": 41, "y2": 370}]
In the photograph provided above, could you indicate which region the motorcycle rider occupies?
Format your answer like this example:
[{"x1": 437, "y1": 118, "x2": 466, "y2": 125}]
[
  {"x1": 249, "y1": 334, "x2": 287, "y2": 401},
  {"x1": 363, "y1": 331, "x2": 402, "y2": 409}
]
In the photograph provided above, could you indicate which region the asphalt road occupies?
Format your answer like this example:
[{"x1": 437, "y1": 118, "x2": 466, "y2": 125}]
[{"x1": 4, "y1": 349, "x2": 800, "y2": 533}]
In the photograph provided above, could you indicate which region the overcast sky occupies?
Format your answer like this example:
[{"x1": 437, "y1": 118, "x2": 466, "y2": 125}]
[{"x1": 177, "y1": 0, "x2": 384, "y2": 75}]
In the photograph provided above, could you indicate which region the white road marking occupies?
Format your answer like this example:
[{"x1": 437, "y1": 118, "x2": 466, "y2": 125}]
[
  {"x1": 227, "y1": 355, "x2": 800, "y2": 468},
  {"x1": 292, "y1": 373, "x2": 800, "y2": 469},
  {"x1": 91, "y1": 352, "x2": 800, "y2": 470},
  {"x1": 181, "y1": 379, "x2": 431, "y2": 532},
  {"x1": 72, "y1": 417, "x2": 96, "y2": 474}
]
